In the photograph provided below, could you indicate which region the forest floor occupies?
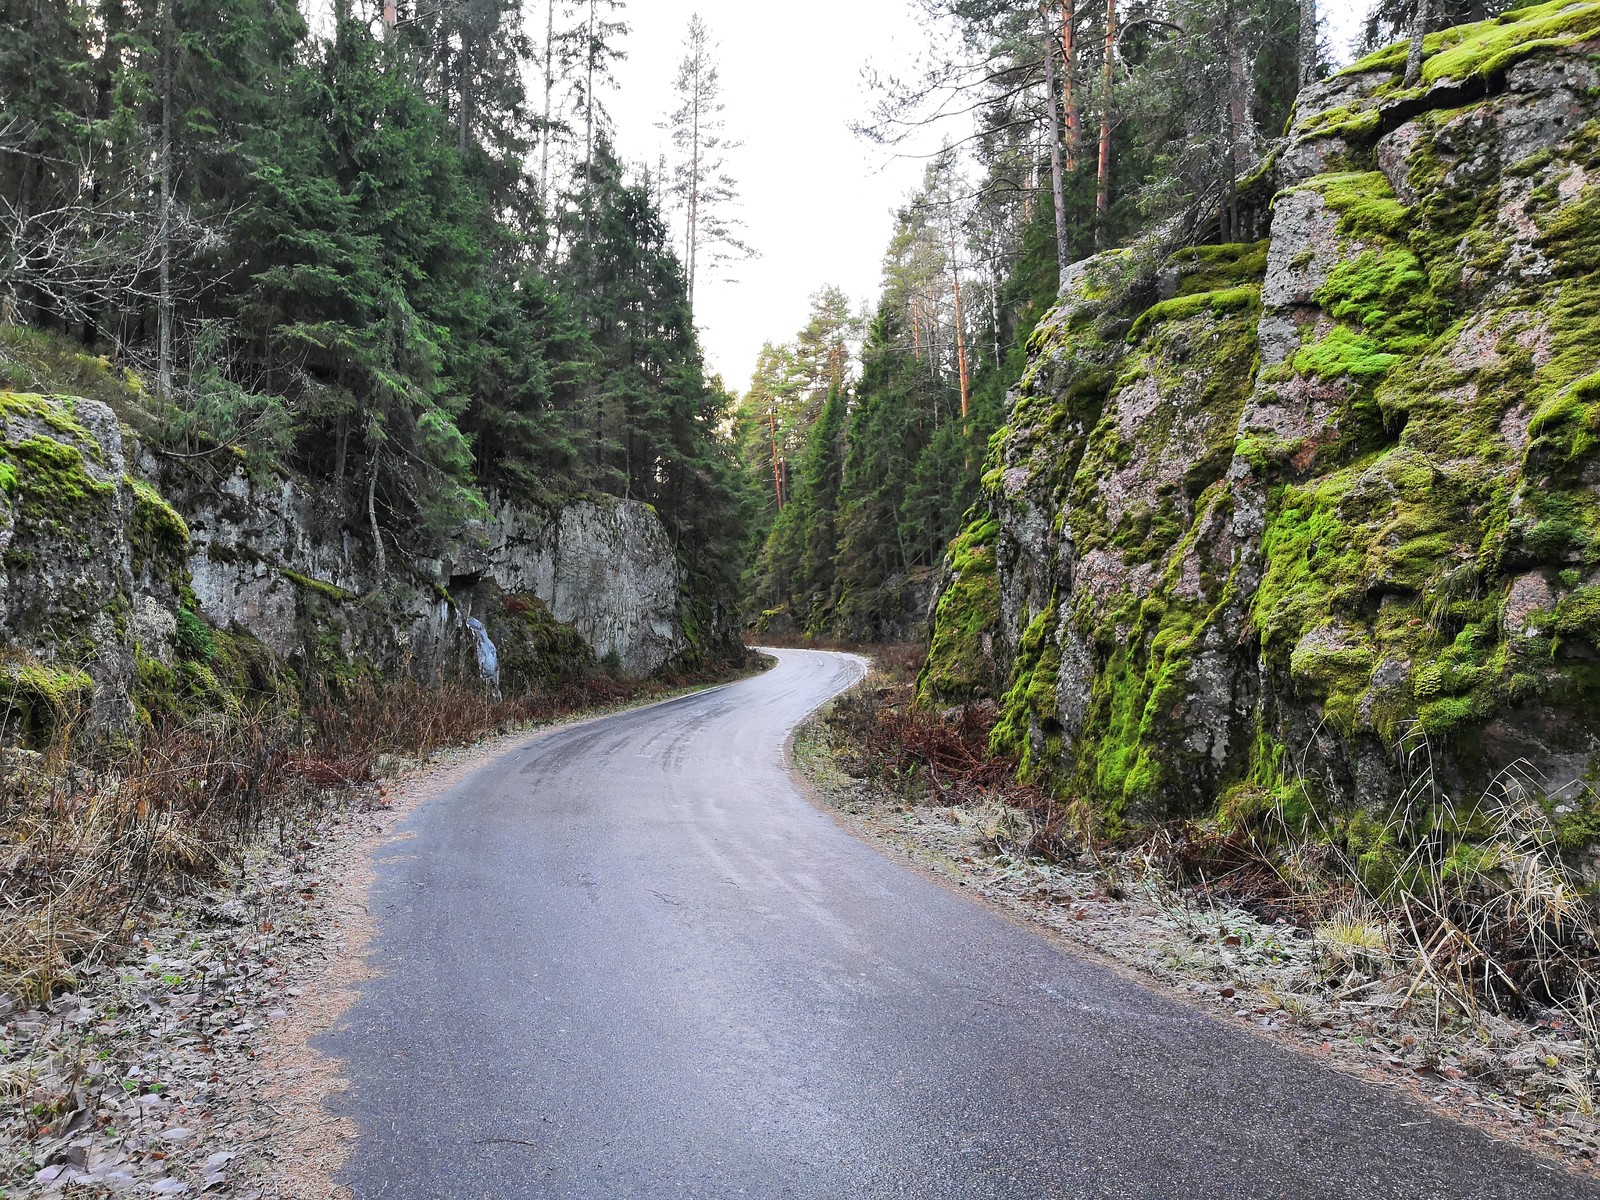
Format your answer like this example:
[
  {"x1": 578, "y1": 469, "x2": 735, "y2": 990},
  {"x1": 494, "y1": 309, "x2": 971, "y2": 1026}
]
[
  {"x1": 791, "y1": 668, "x2": 1600, "y2": 1178},
  {"x1": 0, "y1": 669, "x2": 763, "y2": 1200}
]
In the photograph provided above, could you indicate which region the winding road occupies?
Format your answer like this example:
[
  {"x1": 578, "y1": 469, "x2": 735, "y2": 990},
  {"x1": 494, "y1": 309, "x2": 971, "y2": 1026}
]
[{"x1": 326, "y1": 649, "x2": 1594, "y2": 1199}]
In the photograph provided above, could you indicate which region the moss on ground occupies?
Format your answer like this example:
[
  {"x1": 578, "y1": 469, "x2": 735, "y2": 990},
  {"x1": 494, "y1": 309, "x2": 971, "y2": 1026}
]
[{"x1": 0, "y1": 328, "x2": 149, "y2": 427}]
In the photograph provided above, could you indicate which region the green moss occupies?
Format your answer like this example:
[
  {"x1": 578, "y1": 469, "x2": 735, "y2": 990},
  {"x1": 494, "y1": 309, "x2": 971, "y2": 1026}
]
[
  {"x1": 1318, "y1": 249, "x2": 1442, "y2": 353},
  {"x1": 1308, "y1": 172, "x2": 1411, "y2": 241},
  {"x1": 988, "y1": 605, "x2": 1062, "y2": 782},
  {"x1": 127, "y1": 476, "x2": 191, "y2": 580},
  {"x1": 1421, "y1": 0, "x2": 1600, "y2": 83},
  {"x1": 1292, "y1": 326, "x2": 1402, "y2": 381},
  {"x1": 0, "y1": 391, "x2": 103, "y2": 454},
  {"x1": 1553, "y1": 787, "x2": 1600, "y2": 850},
  {"x1": 917, "y1": 516, "x2": 1002, "y2": 704},
  {"x1": 1127, "y1": 285, "x2": 1260, "y2": 343},
  {"x1": 4, "y1": 435, "x2": 116, "y2": 525},
  {"x1": 490, "y1": 593, "x2": 597, "y2": 693},
  {"x1": 1168, "y1": 241, "x2": 1270, "y2": 296},
  {"x1": 0, "y1": 656, "x2": 93, "y2": 746},
  {"x1": 1296, "y1": 102, "x2": 1383, "y2": 143},
  {"x1": 279, "y1": 568, "x2": 354, "y2": 603},
  {"x1": 1339, "y1": 1, "x2": 1600, "y2": 84},
  {"x1": 1544, "y1": 585, "x2": 1600, "y2": 641},
  {"x1": 1290, "y1": 632, "x2": 1378, "y2": 732}
]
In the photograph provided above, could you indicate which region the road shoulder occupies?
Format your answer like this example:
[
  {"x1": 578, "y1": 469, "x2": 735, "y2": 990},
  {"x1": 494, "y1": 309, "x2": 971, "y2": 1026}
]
[{"x1": 785, "y1": 683, "x2": 1600, "y2": 1180}]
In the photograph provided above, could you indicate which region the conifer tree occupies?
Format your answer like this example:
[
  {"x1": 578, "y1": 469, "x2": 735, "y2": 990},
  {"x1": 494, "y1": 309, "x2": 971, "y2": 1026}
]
[{"x1": 662, "y1": 13, "x2": 751, "y2": 309}]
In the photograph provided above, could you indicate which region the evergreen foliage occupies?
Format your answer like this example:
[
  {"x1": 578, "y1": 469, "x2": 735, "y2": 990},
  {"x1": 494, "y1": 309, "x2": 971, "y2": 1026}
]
[
  {"x1": 0, "y1": 0, "x2": 746, "y2": 640},
  {"x1": 736, "y1": 0, "x2": 1317, "y2": 640}
]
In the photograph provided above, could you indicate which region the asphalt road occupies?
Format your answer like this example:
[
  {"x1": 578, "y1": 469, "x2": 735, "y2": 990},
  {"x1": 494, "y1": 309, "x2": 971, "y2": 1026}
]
[{"x1": 327, "y1": 648, "x2": 1595, "y2": 1199}]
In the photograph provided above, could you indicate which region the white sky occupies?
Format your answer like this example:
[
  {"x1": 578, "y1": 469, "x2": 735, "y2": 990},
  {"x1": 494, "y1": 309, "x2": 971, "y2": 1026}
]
[
  {"x1": 607, "y1": 1, "x2": 931, "y2": 392},
  {"x1": 609, "y1": 2, "x2": 1371, "y2": 393}
]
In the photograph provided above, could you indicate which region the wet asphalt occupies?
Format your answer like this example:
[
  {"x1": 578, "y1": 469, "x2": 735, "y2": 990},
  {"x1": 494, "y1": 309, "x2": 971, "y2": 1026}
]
[{"x1": 326, "y1": 648, "x2": 1596, "y2": 1199}]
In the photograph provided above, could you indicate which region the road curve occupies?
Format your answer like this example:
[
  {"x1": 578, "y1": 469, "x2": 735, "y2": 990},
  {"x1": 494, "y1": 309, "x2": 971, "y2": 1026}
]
[{"x1": 327, "y1": 649, "x2": 1593, "y2": 1199}]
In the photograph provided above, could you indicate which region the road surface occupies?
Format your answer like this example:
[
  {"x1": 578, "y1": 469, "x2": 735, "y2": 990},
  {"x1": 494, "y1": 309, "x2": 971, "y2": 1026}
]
[{"x1": 326, "y1": 648, "x2": 1594, "y2": 1199}]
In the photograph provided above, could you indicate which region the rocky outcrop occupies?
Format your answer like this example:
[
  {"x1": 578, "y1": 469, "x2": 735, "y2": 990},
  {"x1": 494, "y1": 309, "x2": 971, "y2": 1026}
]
[
  {"x1": 0, "y1": 389, "x2": 704, "y2": 738},
  {"x1": 921, "y1": 4, "x2": 1600, "y2": 847},
  {"x1": 171, "y1": 467, "x2": 690, "y2": 681}
]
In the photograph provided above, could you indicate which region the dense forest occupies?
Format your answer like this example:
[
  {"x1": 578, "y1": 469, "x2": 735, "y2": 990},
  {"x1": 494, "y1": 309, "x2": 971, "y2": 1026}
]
[
  {"x1": 1, "y1": 0, "x2": 753, "y2": 625},
  {"x1": 736, "y1": 0, "x2": 1516, "y2": 640},
  {"x1": 0, "y1": 0, "x2": 1538, "y2": 642}
]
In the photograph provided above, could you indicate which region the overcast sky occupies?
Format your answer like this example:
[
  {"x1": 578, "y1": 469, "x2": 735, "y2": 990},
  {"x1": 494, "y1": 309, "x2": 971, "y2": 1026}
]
[
  {"x1": 607, "y1": 1, "x2": 1370, "y2": 392},
  {"x1": 606, "y1": 1, "x2": 931, "y2": 392}
]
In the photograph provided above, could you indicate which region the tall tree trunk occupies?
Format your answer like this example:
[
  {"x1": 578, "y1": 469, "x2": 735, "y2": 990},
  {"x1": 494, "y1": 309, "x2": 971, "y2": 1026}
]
[
  {"x1": 1405, "y1": 0, "x2": 1431, "y2": 86},
  {"x1": 769, "y1": 408, "x2": 784, "y2": 510},
  {"x1": 990, "y1": 245, "x2": 1002, "y2": 369},
  {"x1": 1298, "y1": 0, "x2": 1317, "y2": 91},
  {"x1": 1224, "y1": 12, "x2": 1255, "y2": 180},
  {"x1": 1041, "y1": 3, "x2": 1069, "y2": 279},
  {"x1": 1223, "y1": 3, "x2": 1256, "y2": 238},
  {"x1": 1060, "y1": 0, "x2": 1079, "y2": 169},
  {"x1": 157, "y1": 0, "x2": 174, "y2": 400},
  {"x1": 584, "y1": 0, "x2": 596, "y2": 243},
  {"x1": 1095, "y1": 0, "x2": 1116, "y2": 230},
  {"x1": 458, "y1": 37, "x2": 471, "y2": 154},
  {"x1": 946, "y1": 218, "x2": 970, "y2": 427}
]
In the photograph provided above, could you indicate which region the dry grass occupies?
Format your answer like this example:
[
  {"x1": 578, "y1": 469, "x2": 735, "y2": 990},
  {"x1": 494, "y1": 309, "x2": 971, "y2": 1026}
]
[{"x1": 0, "y1": 661, "x2": 743, "y2": 1006}]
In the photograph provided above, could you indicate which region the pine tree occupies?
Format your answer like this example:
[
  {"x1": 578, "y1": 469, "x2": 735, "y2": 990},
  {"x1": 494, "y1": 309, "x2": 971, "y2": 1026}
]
[{"x1": 661, "y1": 13, "x2": 751, "y2": 309}]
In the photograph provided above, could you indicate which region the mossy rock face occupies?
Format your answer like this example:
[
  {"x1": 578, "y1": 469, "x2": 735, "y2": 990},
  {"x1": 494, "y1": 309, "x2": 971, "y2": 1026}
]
[
  {"x1": 0, "y1": 389, "x2": 229, "y2": 734},
  {"x1": 487, "y1": 592, "x2": 597, "y2": 694},
  {"x1": 917, "y1": 517, "x2": 1003, "y2": 705},
  {"x1": 1239, "y1": 25, "x2": 1600, "y2": 818},
  {"x1": 0, "y1": 653, "x2": 93, "y2": 747},
  {"x1": 923, "y1": 29, "x2": 1600, "y2": 843}
]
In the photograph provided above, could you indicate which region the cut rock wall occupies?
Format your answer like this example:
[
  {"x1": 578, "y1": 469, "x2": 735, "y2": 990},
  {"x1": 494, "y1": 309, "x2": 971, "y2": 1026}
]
[
  {"x1": 0, "y1": 392, "x2": 697, "y2": 735},
  {"x1": 922, "y1": 8, "x2": 1600, "y2": 844}
]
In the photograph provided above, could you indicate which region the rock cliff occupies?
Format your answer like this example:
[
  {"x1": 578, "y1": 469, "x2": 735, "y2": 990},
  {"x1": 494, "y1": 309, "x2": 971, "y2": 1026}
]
[
  {"x1": 922, "y1": 2, "x2": 1600, "y2": 851},
  {"x1": 0, "y1": 386, "x2": 709, "y2": 739}
]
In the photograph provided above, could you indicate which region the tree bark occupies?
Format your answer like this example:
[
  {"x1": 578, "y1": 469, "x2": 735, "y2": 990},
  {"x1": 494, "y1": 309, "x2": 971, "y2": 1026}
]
[
  {"x1": 687, "y1": 54, "x2": 700, "y2": 307},
  {"x1": 1060, "y1": 0, "x2": 1080, "y2": 169},
  {"x1": 1224, "y1": 11, "x2": 1255, "y2": 180},
  {"x1": 1298, "y1": 0, "x2": 1318, "y2": 90},
  {"x1": 584, "y1": 0, "x2": 596, "y2": 243},
  {"x1": 458, "y1": 36, "x2": 472, "y2": 154},
  {"x1": 946, "y1": 215, "x2": 970, "y2": 433},
  {"x1": 1041, "y1": 3, "x2": 1069, "y2": 278},
  {"x1": 367, "y1": 461, "x2": 386, "y2": 578},
  {"x1": 769, "y1": 408, "x2": 784, "y2": 510},
  {"x1": 1405, "y1": 0, "x2": 1431, "y2": 86},
  {"x1": 1095, "y1": 0, "x2": 1115, "y2": 229}
]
